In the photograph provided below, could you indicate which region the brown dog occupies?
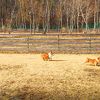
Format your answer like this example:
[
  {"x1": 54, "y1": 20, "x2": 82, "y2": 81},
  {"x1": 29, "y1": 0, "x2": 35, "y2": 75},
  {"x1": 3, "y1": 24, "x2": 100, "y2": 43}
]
[
  {"x1": 41, "y1": 53, "x2": 49, "y2": 61},
  {"x1": 97, "y1": 57, "x2": 100, "y2": 62},
  {"x1": 85, "y1": 58, "x2": 98, "y2": 66},
  {"x1": 41, "y1": 51, "x2": 53, "y2": 61},
  {"x1": 97, "y1": 57, "x2": 100, "y2": 65}
]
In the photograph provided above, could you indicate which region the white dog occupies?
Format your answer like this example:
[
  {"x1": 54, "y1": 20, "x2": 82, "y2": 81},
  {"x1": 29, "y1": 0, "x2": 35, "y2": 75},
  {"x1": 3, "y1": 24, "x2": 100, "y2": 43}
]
[{"x1": 48, "y1": 51, "x2": 53, "y2": 60}]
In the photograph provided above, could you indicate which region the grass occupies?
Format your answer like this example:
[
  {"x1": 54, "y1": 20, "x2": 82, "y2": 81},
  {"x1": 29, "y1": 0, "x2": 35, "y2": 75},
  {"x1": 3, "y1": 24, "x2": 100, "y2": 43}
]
[{"x1": 0, "y1": 54, "x2": 100, "y2": 100}]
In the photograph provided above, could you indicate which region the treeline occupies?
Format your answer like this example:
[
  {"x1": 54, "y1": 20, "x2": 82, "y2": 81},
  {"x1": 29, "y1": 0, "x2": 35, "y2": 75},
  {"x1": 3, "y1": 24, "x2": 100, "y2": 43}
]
[{"x1": 0, "y1": 0, "x2": 100, "y2": 33}]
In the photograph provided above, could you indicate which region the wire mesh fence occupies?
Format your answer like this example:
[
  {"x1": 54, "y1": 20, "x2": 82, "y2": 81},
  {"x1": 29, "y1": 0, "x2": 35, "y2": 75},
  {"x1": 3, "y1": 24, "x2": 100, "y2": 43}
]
[{"x1": 0, "y1": 33, "x2": 100, "y2": 54}]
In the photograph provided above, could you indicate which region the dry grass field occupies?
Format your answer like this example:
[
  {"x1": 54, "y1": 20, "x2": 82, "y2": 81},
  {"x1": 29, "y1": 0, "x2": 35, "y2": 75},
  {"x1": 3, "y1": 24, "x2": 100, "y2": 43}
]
[{"x1": 0, "y1": 54, "x2": 100, "y2": 100}]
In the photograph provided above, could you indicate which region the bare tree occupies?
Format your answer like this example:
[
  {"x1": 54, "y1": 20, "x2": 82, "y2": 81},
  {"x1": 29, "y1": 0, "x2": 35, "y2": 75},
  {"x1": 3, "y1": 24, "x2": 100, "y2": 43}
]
[{"x1": 0, "y1": 0, "x2": 99, "y2": 33}]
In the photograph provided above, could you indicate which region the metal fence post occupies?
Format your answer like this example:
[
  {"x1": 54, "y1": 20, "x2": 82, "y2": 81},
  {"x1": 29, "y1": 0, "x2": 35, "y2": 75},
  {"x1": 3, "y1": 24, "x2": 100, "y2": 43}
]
[
  {"x1": 58, "y1": 34, "x2": 60, "y2": 51},
  {"x1": 27, "y1": 35, "x2": 30, "y2": 53},
  {"x1": 89, "y1": 35, "x2": 91, "y2": 54}
]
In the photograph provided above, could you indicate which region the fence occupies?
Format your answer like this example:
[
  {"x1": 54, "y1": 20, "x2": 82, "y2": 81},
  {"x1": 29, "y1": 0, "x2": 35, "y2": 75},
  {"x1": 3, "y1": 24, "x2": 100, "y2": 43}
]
[{"x1": 0, "y1": 33, "x2": 100, "y2": 54}]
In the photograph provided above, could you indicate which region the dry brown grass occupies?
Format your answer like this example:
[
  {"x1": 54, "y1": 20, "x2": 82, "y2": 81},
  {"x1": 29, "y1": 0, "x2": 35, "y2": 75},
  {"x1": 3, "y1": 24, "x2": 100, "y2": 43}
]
[{"x1": 0, "y1": 54, "x2": 100, "y2": 100}]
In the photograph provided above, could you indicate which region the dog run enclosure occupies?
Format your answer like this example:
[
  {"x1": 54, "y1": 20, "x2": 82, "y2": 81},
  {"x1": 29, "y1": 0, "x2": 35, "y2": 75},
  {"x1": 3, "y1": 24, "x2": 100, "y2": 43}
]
[{"x1": 0, "y1": 33, "x2": 100, "y2": 54}]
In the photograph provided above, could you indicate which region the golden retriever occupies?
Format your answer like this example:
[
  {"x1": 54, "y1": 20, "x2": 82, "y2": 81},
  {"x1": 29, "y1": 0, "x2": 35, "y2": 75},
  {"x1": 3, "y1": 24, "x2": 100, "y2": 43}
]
[{"x1": 85, "y1": 58, "x2": 98, "y2": 66}]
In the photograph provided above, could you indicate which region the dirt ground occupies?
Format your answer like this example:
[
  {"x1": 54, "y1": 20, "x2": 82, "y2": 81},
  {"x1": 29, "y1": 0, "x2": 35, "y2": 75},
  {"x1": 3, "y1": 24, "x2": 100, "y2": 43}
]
[{"x1": 0, "y1": 54, "x2": 100, "y2": 100}]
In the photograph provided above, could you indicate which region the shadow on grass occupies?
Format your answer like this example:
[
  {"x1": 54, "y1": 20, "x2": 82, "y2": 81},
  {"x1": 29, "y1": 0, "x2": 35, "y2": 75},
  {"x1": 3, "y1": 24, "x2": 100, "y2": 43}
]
[
  {"x1": 50, "y1": 60, "x2": 67, "y2": 61},
  {"x1": 1, "y1": 83, "x2": 100, "y2": 100},
  {"x1": 0, "y1": 91, "x2": 77, "y2": 100},
  {"x1": 1, "y1": 90, "x2": 100, "y2": 100},
  {"x1": 85, "y1": 63, "x2": 100, "y2": 67}
]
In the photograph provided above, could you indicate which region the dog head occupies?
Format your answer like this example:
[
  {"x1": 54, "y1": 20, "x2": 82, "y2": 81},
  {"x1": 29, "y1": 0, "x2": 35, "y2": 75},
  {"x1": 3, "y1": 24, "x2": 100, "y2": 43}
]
[
  {"x1": 85, "y1": 58, "x2": 90, "y2": 63},
  {"x1": 97, "y1": 57, "x2": 100, "y2": 61}
]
